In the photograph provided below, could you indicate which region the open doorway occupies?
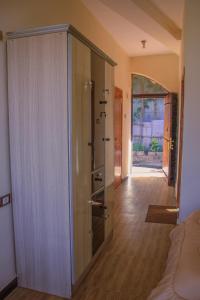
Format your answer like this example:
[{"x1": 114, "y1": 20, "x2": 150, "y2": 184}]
[
  {"x1": 132, "y1": 97, "x2": 165, "y2": 169},
  {"x1": 131, "y1": 75, "x2": 178, "y2": 184}
]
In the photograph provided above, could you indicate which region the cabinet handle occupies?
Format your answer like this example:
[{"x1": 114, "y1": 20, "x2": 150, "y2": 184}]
[
  {"x1": 88, "y1": 200, "x2": 101, "y2": 206},
  {"x1": 100, "y1": 112, "x2": 106, "y2": 118},
  {"x1": 103, "y1": 138, "x2": 110, "y2": 142},
  {"x1": 94, "y1": 178, "x2": 103, "y2": 182},
  {"x1": 84, "y1": 80, "x2": 93, "y2": 89},
  {"x1": 88, "y1": 200, "x2": 107, "y2": 210},
  {"x1": 103, "y1": 89, "x2": 109, "y2": 95}
]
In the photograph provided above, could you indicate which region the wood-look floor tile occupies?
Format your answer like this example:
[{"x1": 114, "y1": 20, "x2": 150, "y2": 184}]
[{"x1": 6, "y1": 176, "x2": 176, "y2": 300}]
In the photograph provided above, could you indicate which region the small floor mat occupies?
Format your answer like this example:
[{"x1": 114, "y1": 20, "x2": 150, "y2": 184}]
[{"x1": 145, "y1": 205, "x2": 178, "y2": 225}]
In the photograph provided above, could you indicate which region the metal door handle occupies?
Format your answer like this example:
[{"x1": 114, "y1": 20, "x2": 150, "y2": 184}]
[
  {"x1": 88, "y1": 200, "x2": 101, "y2": 206},
  {"x1": 103, "y1": 89, "x2": 109, "y2": 95},
  {"x1": 88, "y1": 200, "x2": 107, "y2": 210},
  {"x1": 100, "y1": 112, "x2": 106, "y2": 118},
  {"x1": 169, "y1": 138, "x2": 174, "y2": 151},
  {"x1": 84, "y1": 80, "x2": 93, "y2": 89}
]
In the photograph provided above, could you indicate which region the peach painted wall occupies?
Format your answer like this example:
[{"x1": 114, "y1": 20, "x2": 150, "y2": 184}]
[
  {"x1": 0, "y1": 1, "x2": 182, "y2": 194},
  {"x1": 130, "y1": 54, "x2": 179, "y2": 92},
  {"x1": 0, "y1": 0, "x2": 131, "y2": 179}
]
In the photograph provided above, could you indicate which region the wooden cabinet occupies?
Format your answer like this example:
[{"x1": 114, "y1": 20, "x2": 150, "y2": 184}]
[
  {"x1": 7, "y1": 25, "x2": 115, "y2": 298},
  {"x1": 69, "y1": 35, "x2": 92, "y2": 284},
  {"x1": 7, "y1": 31, "x2": 72, "y2": 297}
]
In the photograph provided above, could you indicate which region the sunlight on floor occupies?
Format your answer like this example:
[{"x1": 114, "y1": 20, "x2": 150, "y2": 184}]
[{"x1": 131, "y1": 166, "x2": 166, "y2": 178}]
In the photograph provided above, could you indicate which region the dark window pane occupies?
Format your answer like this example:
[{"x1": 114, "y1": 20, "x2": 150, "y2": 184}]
[{"x1": 132, "y1": 74, "x2": 167, "y2": 94}]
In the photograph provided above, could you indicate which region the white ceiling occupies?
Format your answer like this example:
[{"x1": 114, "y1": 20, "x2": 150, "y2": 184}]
[{"x1": 82, "y1": 0, "x2": 184, "y2": 57}]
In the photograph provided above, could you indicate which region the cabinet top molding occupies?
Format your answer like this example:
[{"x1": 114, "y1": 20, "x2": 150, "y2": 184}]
[{"x1": 7, "y1": 24, "x2": 117, "y2": 67}]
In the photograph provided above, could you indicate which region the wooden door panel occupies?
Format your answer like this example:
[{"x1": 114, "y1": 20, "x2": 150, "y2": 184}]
[
  {"x1": 162, "y1": 93, "x2": 178, "y2": 186},
  {"x1": 164, "y1": 97, "x2": 171, "y2": 140},
  {"x1": 162, "y1": 138, "x2": 169, "y2": 177}
]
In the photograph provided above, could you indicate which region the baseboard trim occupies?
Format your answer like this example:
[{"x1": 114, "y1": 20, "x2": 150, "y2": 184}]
[
  {"x1": 72, "y1": 230, "x2": 113, "y2": 297},
  {"x1": 0, "y1": 278, "x2": 17, "y2": 299}
]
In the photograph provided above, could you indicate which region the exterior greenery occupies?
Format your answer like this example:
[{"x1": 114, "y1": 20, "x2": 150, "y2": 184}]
[
  {"x1": 133, "y1": 139, "x2": 163, "y2": 153},
  {"x1": 133, "y1": 101, "x2": 150, "y2": 122},
  {"x1": 150, "y1": 138, "x2": 163, "y2": 152}
]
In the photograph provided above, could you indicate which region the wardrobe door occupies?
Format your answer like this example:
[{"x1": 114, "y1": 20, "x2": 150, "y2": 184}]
[
  {"x1": 68, "y1": 35, "x2": 92, "y2": 283},
  {"x1": 91, "y1": 52, "x2": 105, "y2": 171},
  {"x1": 105, "y1": 62, "x2": 114, "y2": 238},
  {"x1": 7, "y1": 32, "x2": 72, "y2": 298}
]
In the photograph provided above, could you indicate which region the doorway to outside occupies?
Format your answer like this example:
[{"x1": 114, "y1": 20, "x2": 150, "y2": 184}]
[{"x1": 131, "y1": 75, "x2": 168, "y2": 178}]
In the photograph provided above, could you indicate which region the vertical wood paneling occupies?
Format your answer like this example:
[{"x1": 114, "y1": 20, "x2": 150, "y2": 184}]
[
  {"x1": 68, "y1": 35, "x2": 92, "y2": 283},
  {"x1": 7, "y1": 32, "x2": 72, "y2": 298},
  {"x1": 105, "y1": 63, "x2": 114, "y2": 237},
  {"x1": 91, "y1": 52, "x2": 105, "y2": 170}
]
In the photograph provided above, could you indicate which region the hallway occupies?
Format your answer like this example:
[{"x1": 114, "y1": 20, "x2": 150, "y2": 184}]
[{"x1": 7, "y1": 177, "x2": 175, "y2": 300}]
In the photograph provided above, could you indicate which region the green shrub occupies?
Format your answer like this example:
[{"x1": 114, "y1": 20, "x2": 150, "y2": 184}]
[
  {"x1": 151, "y1": 138, "x2": 159, "y2": 152},
  {"x1": 133, "y1": 143, "x2": 144, "y2": 151}
]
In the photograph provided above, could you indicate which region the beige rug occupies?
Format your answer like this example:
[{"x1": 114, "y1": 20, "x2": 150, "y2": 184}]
[{"x1": 146, "y1": 205, "x2": 178, "y2": 224}]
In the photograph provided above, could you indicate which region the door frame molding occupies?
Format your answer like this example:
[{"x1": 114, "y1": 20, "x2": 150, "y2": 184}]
[
  {"x1": 114, "y1": 87, "x2": 123, "y2": 188},
  {"x1": 132, "y1": 93, "x2": 168, "y2": 98}
]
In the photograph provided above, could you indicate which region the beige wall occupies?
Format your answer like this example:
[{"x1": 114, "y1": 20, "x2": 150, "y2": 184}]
[
  {"x1": 0, "y1": 0, "x2": 131, "y2": 179},
  {"x1": 130, "y1": 54, "x2": 179, "y2": 92},
  {"x1": 179, "y1": 0, "x2": 200, "y2": 220},
  {"x1": 0, "y1": 0, "x2": 131, "y2": 288},
  {"x1": 0, "y1": 2, "x2": 181, "y2": 185}
]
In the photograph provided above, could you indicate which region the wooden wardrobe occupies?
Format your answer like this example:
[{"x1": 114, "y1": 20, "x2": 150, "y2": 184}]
[{"x1": 7, "y1": 25, "x2": 115, "y2": 298}]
